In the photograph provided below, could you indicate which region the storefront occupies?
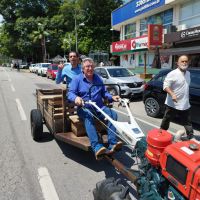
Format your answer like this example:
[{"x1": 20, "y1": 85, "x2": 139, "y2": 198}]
[
  {"x1": 111, "y1": 0, "x2": 170, "y2": 68},
  {"x1": 163, "y1": 25, "x2": 200, "y2": 67},
  {"x1": 111, "y1": 35, "x2": 148, "y2": 68}
]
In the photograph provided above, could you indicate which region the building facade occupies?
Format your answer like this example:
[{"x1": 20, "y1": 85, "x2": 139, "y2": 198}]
[{"x1": 111, "y1": 0, "x2": 200, "y2": 68}]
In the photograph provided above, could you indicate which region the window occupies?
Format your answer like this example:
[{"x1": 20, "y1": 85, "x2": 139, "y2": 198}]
[
  {"x1": 180, "y1": 0, "x2": 200, "y2": 27},
  {"x1": 139, "y1": 9, "x2": 173, "y2": 36},
  {"x1": 124, "y1": 23, "x2": 136, "y2": 39},
  {"x1": 100, "y1": 69, "x2": 108, "y2": 77},
  {"x1": 190, "y1": 71, "x2": 200, "y2": 89}
]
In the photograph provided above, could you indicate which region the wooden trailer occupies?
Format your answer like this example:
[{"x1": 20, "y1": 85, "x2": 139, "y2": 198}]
[{"x1": 30, "y1": 88, "x2": 107, "y2": 151}]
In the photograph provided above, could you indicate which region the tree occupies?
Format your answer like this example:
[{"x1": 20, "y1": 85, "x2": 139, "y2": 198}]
[
  {"x1": 31, "y1": 22, "x2": 50, "y2": 62},
  {"x1": 0, "y1": 0, "x2": 122, "y2": 61}
]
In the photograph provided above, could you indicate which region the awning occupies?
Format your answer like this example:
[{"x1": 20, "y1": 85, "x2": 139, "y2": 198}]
[{"x1": 160, "y1": 46, "x2": 200, "y2": 56}]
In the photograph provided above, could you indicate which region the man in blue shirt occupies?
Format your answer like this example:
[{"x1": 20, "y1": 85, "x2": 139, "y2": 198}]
[
  {"x1": 68, "y1": 57, "x2": 122, "y2": 159},
  {"x1": 56, "y1": 51, "x2": 82, "y2": 87}
]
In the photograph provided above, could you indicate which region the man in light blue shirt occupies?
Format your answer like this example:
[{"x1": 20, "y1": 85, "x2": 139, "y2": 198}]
[
  {"x1": 68, "y1": 57, "x2": 122, "y2": 159},
  {"x1": 56, "y1": 51, "x2": 82, "y2": 87}
]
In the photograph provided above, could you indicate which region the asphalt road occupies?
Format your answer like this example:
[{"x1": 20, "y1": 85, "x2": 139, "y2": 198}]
[{"x1": 0, "y1": 67, "x2": 199, "y2": 200}]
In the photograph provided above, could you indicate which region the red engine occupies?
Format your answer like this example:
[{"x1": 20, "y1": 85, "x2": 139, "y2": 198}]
[
  {"x1": 145, "y1": 128, "x2": 173, "y2": 166},
  {"x1": 145, "y1": 128, "x2": 200, "y2": 200}
]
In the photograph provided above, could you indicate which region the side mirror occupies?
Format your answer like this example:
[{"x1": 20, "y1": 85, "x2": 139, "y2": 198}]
[{"x1": 102, "y1": 74, "x2": 108, "y2": 79}]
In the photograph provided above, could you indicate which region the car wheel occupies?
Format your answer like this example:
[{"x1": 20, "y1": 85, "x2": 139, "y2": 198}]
[
  {"x1": 30, "y1": 109, "x2": 43, "y2": 141},
  {"x1": 108, "y1": 88, "x2": 118, "y2": 96},
  {"x1": 93, "y1": 178, "x2": 131, "y2": 200},
  {"x1": 145, "y1": 97, "x2": 161, "y2": 117}
]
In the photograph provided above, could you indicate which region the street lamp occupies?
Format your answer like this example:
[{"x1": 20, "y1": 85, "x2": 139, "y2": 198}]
[
  {"x1": 75, "y1": 22, "x2": 85, "y2": 52},
  {"x1": 74, "y1": 9, "x2": 88, "y2": 52},
  {"x1": 63, "y1": 38, "x2": 67, "y2": 58}
]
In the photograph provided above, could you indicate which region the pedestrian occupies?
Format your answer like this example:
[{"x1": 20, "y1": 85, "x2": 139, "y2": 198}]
[
  {"x1": 68, "y1": 57, "x2": 123, "y2": 159},
  {"x1": 160, "y1": 54, "x2": 194, "y2": 140},
  {"x1": 10, "y1": 63, "x2": 14, "y2": 70},
  {"x1": 16, "y1": 62, "x2": 20, "y2": 71},
  {"x1": 56, "y1": 51, "x2": 82, "y2": 87}
]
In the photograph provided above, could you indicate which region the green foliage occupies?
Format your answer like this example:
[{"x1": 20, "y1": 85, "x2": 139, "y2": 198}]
[{"x1": 0, "y1": 0, "x2": 122, "y2": 62}]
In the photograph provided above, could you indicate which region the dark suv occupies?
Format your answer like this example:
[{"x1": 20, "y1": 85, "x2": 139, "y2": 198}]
[{"x1": 143, "y1": 68, "x2": 200, "y2": 124}]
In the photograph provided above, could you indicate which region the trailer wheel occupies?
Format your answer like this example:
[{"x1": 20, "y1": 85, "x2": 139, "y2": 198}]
[
  {"x1": 93, "y1": 178, "x2": 131, "y2": 200},
  {"x1": 30, "y1": 109, "x2": 43, "y2": 141}
]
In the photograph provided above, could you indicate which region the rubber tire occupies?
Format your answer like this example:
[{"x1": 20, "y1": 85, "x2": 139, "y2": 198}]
[
  {"x1": 108, "y1": 88, "x2": 118, "y2": 96},
  {"x1": 30, "y1": 109, "x2": 43, "y2": 141},
  {"x1": 93, "y1": 178, "x2": 131, "y2": 200},
  {"x1": 144, "y1": 97, "x2": 161, "y2": 117}
]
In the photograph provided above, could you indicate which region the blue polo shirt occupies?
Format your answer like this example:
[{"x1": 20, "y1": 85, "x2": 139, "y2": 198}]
[
  {"x1": 68, "y1": 72, "x2": 113, "y2": 109},
  {"x1": 55, "y1": 63, "x2": 82, "y2": 86}
]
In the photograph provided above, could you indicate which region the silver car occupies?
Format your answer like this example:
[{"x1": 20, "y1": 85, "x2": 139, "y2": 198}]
[{"x1": 94, "y1": 66, "x2": 144, "y2": 97}]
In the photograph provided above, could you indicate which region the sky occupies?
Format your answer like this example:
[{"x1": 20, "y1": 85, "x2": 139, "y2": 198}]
[{"x1": 0, "y1": 15, "x2": 3, "y2": 24}]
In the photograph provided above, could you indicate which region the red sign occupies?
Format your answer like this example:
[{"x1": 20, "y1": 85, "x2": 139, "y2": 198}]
[
  {"x1": 112, "y1": 35, "x2": 148, "y2": 53},
  {"x1": 148, "y1": 24, "x2": 163, "y2": 48},
  {"x1": 112, "y1": 39, "x2": 132, "y2": 53}
]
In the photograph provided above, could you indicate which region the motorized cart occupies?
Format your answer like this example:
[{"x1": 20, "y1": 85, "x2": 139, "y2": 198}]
[{"x1": 31, "y1": 88, "x2": 200, "y2": 200}]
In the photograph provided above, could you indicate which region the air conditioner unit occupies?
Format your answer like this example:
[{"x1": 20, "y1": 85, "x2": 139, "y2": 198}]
[{"x1": 177, "y1": 24, "x2": 187, "y2": 31}]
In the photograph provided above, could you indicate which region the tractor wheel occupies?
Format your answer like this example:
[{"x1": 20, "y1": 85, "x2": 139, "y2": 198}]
[
  {"x1": 30, "y1": 109, "x2": 43, "y2": 141},
  {"x1": 93, "y1": 178, "x2": 131, "y2": 200}
]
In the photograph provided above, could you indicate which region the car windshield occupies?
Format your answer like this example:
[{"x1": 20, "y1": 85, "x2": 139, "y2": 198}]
[
  {"x1": 107, "y1": 68, "x2": 134, "y2": 77},
  {"x1": 42, "y1": 64, "x2": 50, "y2": 68}
]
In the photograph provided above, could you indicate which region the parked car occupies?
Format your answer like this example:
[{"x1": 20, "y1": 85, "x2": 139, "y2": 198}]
[
  {"x1": 47, "y1": 64, "x2": 58, "y2": 80},
  {"x1": 143, "y1": 68, "x2": 200, "y2": 124},
  {"x1": 94, "y1": 66, "x2": 144, "y2": 97},
  {"x1": 20, "y1": 64, "x2": 28, "y2": 69},
  {"x1": 37, "y1": 63, "x2": 51, "y2": 76},
  {"x1": 29, "y1": 64, "x2": 36, "y2": 72}
]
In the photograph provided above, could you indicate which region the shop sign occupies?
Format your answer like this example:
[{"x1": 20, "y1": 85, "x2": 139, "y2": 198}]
[
  {"x1": 112, "y1": 39, "x2": 131, "y2": 53},
  {"x1": 112, "y1": 0, "x2": 165, "y2": 26},
  {"x1": 180, "y1": 26, "x2": 200, "y2": 40},
  {"x1": 112, "y1": 36, "x2": 148, "y2": 53},
  {"x1": 148, "y1": 24, "x2": 163, "y2": 48},
  {"x1": 131, "y1": 36, "x2": 148, "y2": 50}
]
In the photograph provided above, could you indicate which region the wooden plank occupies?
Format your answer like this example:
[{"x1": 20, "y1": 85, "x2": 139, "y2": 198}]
[
  {"x1": 55, "y1": 132, "x2": 91, "y2": 151},
  {"x1": 55, "y1": 132, "x2": 108, "y2": 151},
  {"x1": 40, "y1": 94, "x2": 62, "y2": 100}
]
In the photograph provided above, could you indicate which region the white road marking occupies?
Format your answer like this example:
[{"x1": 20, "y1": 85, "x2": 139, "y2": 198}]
[
  {"x1": 10, "y1": 84, "x2": 15, "y2": 92},
  {"x1": 113, "y1": 108, "x2": 176, "y2": 136},
  {"x1": 15, "y1": 98, "x2": 27, "y2": 121},
  {"x1": 38, "y1": 167, "x2": 59, "y2": 200}
]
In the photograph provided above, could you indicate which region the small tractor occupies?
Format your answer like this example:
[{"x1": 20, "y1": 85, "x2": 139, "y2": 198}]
[
  {"x1": 93, "y1": 98, "x2": 200, "y2": 200},
  {"x1": 31, "y1": 88, "x2": 200, "y2": 200}
]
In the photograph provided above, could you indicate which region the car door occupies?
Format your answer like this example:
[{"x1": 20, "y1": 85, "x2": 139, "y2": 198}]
[
  {"x1": 189, "y1": 70, "x2": 200, "y2": 124},
  {"x1": 151, "y1": 72, "x2": 168, "y2": 105}
]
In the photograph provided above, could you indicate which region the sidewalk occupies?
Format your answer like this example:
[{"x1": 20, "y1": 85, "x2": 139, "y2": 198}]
[{"x1": 129, "y1": 67, "x2": 161, "y2": 81}]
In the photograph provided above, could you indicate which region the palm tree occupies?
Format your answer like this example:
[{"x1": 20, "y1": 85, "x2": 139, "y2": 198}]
[{"x1": 32, "y1": 23, "x2": 49, "y2": 62}]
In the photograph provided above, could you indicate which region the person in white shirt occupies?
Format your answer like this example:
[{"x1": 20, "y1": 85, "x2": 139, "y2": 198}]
[{"x1": 160, "y1": 55, "x2": 194, "y2": 140}]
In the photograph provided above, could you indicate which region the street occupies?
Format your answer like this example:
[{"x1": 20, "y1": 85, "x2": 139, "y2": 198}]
[{"x1": 0, "y1": 66, "x2": 199, "y2": 200}]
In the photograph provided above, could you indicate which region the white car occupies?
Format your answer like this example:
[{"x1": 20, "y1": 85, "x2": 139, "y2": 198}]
[
  {"x1": 29, "y1": 64, "x2": 36, "y2": 72},
  {"x1": 94, "y1": 66, "x2": 145, "y2": 98},
  {"x1": 37, "y1": 63, "x2": 51, "y2": 76},
  {"x1": 33, "y1": 63, "x2": 39, "y2": 73}
]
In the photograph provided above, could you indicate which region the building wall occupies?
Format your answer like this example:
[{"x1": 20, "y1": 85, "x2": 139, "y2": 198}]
[{"x1": 111, "y1": 0, "x2": 200, "y2": 69}]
